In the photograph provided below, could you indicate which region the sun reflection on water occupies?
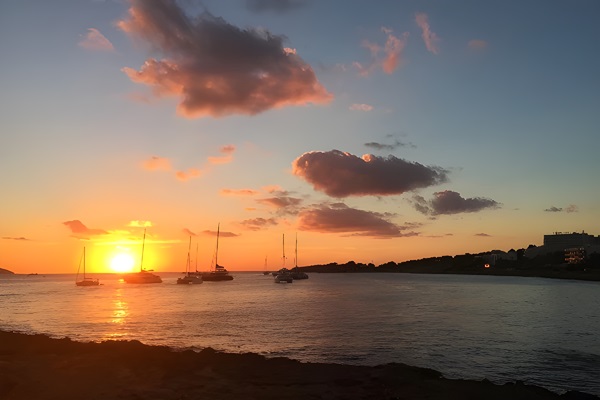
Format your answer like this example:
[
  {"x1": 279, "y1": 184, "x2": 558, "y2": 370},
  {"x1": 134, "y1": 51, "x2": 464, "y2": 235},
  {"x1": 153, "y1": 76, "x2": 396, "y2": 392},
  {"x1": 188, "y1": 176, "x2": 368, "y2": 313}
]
[{"x1": 104, "y1": 287, "x2": 129, "y2": 340}]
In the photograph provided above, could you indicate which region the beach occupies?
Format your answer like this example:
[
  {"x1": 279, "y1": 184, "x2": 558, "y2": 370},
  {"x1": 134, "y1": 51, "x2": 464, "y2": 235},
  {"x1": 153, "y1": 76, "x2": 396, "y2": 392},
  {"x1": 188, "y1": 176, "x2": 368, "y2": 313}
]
[{"x1": 1, "y1": 330, "x2": 597, "y2": 400}]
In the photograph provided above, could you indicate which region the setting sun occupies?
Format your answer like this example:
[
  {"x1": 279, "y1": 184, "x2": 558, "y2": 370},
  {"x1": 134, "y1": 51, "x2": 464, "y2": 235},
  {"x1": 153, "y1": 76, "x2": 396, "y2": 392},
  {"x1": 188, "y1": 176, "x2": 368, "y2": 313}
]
[{"x1": 110, "y1": 253, "x2": 136, "y2": 273}]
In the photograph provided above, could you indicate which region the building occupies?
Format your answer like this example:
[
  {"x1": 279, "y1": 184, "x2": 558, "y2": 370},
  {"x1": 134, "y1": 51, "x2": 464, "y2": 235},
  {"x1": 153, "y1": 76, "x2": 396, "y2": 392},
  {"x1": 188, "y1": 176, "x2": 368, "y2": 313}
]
[
  {"x1": 543, "y1": 232, "x2": 599, "y2": 252},
  {"x1": 565, "y1": 248, "x2": 586, "y2": 264}
]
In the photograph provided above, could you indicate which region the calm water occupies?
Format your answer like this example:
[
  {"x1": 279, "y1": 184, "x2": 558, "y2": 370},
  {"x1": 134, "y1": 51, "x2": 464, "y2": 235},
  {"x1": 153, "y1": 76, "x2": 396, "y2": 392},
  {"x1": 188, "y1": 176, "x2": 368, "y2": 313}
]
[{"x1": 1, "y1": 272, "x2": 599, "y2": 395}]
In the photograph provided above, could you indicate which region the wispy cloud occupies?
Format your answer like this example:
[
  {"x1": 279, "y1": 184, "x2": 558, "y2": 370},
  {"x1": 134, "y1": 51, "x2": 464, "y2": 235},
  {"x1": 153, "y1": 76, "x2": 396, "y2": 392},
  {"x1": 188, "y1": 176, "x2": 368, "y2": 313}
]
[
  {"x1": 240, "y1": 217, "x2": 278, "y2": 231},
  {"x1": 175, "y1": 168, "x2": 202, "y2": 181},
  {"x1": 544, "y1": 204, "x2": 579, "y2": 213},
  {"x1": 128, "y1": 220, "x2": 153, "y2": 227},
  {"x1": 208, "y1": 145, "x2": 235, "y2": 165},
  {"x1": 143, "y1": 156, "x2": 172, "y2": 171},
  {"x1": 118, "y1": 0, "x2": 331, "y2": 118},
  {"x1": 292, "y1": 150, "x2": 448, "y2": 198},
  {"x1": 245, "y1": 0, "x2": 310, "y2": 13},
  {"x1": 415, "y1": 13, "x2": 440, "y2": 55},
  {"x1": 298, "y1": 203, "x2": 419, "y2": 238},
  {"x1": 349, "y1": 103, "x2": 373, "y2": 112},
  {"x1": 78, "y1": 28, "x2": 114, "y2": 51},
  {"x1": 354, "y1": 27, "x2": 409, "y2": 76},
  {"x1": 364, "y1": 138, "x2": 415, "y2": 151},
  {"x1": 182, "y1": 228, "x2": 198, "y2": 237},
  {"x1": 468, "y1": 39, "x2": 488, "y2": 51},
  {"x1": 2, "y1": 236, "x2": 31, "y2": 241},
  {"x1": 63, "y1": 220, "x2": 109, "y2": 238},
  {"x1": 412, "y1": 191, "x2": 500, "y2": 215},
  {"x1": 221, "y1": 189, "x2": 260, "y2": 196},
  {"x1": 475, "y1": 233, "x2": 492, "y2": 237}
]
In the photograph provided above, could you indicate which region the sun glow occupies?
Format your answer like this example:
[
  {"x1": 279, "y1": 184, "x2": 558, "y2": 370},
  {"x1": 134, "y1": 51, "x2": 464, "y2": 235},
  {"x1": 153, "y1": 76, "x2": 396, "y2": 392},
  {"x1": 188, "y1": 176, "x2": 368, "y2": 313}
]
[{"x1": 110, "y1": 253, "x2": 136, "y2": 273}]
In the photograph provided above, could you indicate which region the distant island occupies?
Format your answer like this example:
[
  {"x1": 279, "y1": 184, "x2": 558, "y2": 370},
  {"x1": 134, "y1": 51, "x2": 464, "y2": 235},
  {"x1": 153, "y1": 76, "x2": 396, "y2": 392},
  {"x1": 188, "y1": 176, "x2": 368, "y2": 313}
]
[
  {"x1": 300, "y1": 248, "x2": 600, "y2": 282},
  {"x1": 0, "y1": 267, "x2": 14, "y2": 275}
]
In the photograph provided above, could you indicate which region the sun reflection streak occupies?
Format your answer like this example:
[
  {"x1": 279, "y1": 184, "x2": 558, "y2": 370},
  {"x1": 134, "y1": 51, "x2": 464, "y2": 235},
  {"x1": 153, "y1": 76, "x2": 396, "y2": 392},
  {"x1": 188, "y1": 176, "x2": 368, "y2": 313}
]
[{"x1": 103, "y1": 287, "x2": 129, "y2": 340}]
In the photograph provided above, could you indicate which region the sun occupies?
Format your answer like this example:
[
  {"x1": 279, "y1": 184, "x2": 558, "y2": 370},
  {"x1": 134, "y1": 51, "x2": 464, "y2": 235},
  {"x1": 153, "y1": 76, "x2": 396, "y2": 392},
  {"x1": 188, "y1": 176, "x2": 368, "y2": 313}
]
[{"x1": 110, "y1": 253, "x2": 136, "y2": 273}]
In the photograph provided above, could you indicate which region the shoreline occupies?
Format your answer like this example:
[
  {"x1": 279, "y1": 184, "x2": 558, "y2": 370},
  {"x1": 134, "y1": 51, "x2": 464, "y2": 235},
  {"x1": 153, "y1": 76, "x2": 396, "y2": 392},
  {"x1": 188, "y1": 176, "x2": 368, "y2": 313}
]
[{"x1": 1, "y1": 330, "x2": 597, "y2": 400}]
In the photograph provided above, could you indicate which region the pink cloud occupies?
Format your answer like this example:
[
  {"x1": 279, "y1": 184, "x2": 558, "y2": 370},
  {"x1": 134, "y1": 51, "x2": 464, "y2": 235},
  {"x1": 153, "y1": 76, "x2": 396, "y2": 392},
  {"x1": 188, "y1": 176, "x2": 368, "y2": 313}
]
[
  {"x1": 292, "y1": 150, "x2": 448, "y2": 198},
  {"x1": 240, "y1": 217, "x2": 278, "y2": 231},
  {"x1": 208, "y1": 145, "x2": 236, "y2": 165},
  {"x1": 118, "y1": 0, "x2": 332, "y2": 118},
  {"x1": 468, "y1": 39, "x2": 488, "y2": 50},
  {"x1": 221, "y1": 189, "x2": 260, "y2": 196},
  {"x1": 415, "y1": 13, "x2": 440, "y2": 55},
  {"x1": 142, "y1": 156, "x2": 172, "y2": 171},
  {"x1": 63, "y1": 220, "x2": 108, "y2": 238},
  {"x1": 349, "y1": 103, "x2": 373, "y2": 112},
  {"x1": 78, "y1": 28, "x2": 114, "y2": 51},
  {"x1": 175, "y1": 168, "x2": 201, "y2": 181},
  {"x1": 298, "y1": 203, "x2": 419, "y2": 238},
  {"x1": 355, "y1": 28, "x2": 409, "y2": 76}
]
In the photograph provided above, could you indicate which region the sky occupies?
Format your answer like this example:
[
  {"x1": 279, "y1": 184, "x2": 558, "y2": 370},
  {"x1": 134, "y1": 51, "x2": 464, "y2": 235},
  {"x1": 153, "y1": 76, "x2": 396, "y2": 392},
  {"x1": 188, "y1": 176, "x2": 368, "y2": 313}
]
[{"x1": 1, "y1": 0, "x2": 599, "y2": 274}]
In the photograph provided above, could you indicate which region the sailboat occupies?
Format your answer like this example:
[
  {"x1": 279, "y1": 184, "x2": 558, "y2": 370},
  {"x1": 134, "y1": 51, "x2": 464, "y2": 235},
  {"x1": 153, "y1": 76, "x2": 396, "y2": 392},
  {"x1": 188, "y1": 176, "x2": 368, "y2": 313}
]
[
  {"x1": 274, "y1": 233, "x2": 293, "y2": 283},
  {"x1": 290, "y1": 233, "x2": 308, "y2": 280},
  {"x1": 177, "y1": 236, "x2": 203, "y2": 284},
  {"x1": 123, "y1": 228, "x2": 162, "y2": 284},
  {"x1": 75, "y1": 246, "x2": 99, "y2": 286},
  {"x1": 202, "y1": 223, "x2": 233, "y2": 281}
]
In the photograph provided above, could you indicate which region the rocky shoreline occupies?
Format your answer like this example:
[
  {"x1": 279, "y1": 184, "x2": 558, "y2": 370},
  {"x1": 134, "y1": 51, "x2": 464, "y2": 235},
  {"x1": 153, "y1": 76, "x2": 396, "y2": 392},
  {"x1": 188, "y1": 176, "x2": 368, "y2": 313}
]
[{"x1": 1, "y1": 330, "x2": 597, "y2": 400}]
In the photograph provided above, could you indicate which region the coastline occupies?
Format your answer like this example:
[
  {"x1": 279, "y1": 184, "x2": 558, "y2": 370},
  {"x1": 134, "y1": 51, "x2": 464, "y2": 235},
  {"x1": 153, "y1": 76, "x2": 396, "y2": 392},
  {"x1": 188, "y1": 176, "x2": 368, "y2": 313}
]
[{"x1": 1, "y1": 330, "x2": 597, "y2": 400}]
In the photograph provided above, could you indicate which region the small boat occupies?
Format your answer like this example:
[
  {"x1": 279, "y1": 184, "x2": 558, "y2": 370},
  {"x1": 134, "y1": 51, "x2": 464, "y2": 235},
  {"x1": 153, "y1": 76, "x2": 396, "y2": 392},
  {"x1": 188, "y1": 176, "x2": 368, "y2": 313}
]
[
  {"x1": 290, "y1": 233, "x2": 308, "y2": 280},
  {"x1": 75, "y1": 246, "x2": 100, "y2": 286},
  {"x1": 274, "y1": 234, "x2": 293, "y2": 283},
  {"x1": 202, "y1": 223, "x2": 233, "y2": 281},
  {"x1": 123, "y1": 228, "x2": 162, "y2": 284},
  {"x1": 177, "y1": 237, "x2": 203, "y2": 285}
]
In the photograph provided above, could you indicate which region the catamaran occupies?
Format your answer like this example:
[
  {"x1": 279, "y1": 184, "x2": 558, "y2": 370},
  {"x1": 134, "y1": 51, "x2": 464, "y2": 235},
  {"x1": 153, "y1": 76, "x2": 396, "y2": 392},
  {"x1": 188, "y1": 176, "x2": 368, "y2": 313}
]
[
  {"x1": 177, "y1": 236, "x2": 203, "y2": 284},
  {"x1": 123, "y1": 228, "x2": 162, "y2": 284},
  {"x1": 75, "y1": 246, "x2": 100, "y2": 286},
  {"x1": 202, "y1": 223, "x2": 233, "y2": 281}
]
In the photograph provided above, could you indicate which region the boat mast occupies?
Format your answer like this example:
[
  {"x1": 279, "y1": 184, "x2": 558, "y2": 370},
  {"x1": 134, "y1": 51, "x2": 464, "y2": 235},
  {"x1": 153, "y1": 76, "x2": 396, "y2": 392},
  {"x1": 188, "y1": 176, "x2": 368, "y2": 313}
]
[
  {"x1": 215, "y1": 223, "x2": 220, "y2": 268},
  {"x1": 83, "y1": 246, "x2": 86, "y2": 278},
  {"x1": 186, "y1": 236, "x2": 192, "y2": 274},
  {"x1": 140, "y1": 228, "x2": 146, "y2": 272},
  {"x1": 295, "y1": 233, "x2": 298, "y2": 268},
  {"x1": 195, "y1": 242, "x2": 199, "y2": 272},
  {"x1": 282, "y1": 233, "x2": 285, "y2": 267}
]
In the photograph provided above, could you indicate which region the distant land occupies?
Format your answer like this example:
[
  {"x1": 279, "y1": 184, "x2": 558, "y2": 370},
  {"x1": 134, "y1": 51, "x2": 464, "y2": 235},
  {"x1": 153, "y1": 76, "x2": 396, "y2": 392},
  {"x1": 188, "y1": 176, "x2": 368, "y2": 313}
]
[
  {"x1": 299, "y1": 249, "x2": 600, "y2": 282},
  {"x1": 0, "y1": 268, "x2": 14, "y2": 275}
]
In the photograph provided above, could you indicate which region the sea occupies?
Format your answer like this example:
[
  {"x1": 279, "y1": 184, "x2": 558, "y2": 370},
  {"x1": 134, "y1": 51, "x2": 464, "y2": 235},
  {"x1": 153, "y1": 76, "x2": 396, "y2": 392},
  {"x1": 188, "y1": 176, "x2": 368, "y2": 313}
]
[{"x1": 1, "y1": 272, "x2": 599, "y2": 396}]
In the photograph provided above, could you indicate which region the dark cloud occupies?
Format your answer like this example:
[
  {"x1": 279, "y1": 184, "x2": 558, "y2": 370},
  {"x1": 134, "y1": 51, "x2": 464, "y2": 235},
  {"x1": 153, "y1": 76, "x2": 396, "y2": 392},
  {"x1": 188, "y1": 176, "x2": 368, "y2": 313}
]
[
  {"x1": 118, "y1": 0, "x2": 331, "y2": 118},
  {"x1": 364, "y1": 139, "x2": 415, "y2": 151},
  {"x1": 475, "y1": 233, "x2": 491, "y2": 237},
  {"x1": 2, "y1": 237, "x2": 30, "y2": 241},
  {"x1": 544, "y1": 206, "x2": 563, "y2": 212},
  {"x1": 298, "y1": 203, "x2": 419, "y2": 238},
  {"x1": 257, "y1": 196, "x2": 303, "y2": 209},
  {"x1": 292, "y1": 150, "x2": 448, "y2": 198},
  {"x1": 412, "y1": 191, "x2": 500, "y2": 215},
  {"x1": 182, "y1": 228, "x2": 197, "y2": 236},
  {"x1": 245, "y1": 0, "x2": 310, "y2": 13},
  {"x1": 63, "y1": 220, "x2": 108, "y2": 237},
  {"x1": 544, "y1": 204, "x2": 579, "y2": 213},
  {"x1": 202, "y1": 229, "x2": 239, "y2": 238},
  {"x1": 240, "y1": 217, "x2": 278, "y2": 231}
]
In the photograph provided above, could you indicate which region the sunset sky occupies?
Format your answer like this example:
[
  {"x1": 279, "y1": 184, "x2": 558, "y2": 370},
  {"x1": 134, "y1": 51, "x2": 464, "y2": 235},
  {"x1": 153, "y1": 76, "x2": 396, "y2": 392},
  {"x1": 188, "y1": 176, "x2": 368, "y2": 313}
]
[{"x1": 1, "y1": 0, "x2": 599, "y2": 274}]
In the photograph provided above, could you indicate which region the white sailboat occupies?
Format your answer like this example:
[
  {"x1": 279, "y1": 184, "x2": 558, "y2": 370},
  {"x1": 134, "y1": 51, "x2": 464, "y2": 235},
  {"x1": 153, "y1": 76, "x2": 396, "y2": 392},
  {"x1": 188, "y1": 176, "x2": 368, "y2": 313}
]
[
  {"x1": 290, "y1": 233, "x2": 308, "y2": 280},
  {"x1": 75, "y1": 246, "x2": 99, "y2": 286},
  {"x1": 177, "y1": 236, "x2": 203, "y2": 284},
  {"x1": 274, "y1": 233, "x2": 293, "y2": 283},
  {"x1": 202, "y1": 223, "x2": 233, "y2": 281},
  {"x1": 123, "y1": 228, "x2": 162, "y2": 284}
]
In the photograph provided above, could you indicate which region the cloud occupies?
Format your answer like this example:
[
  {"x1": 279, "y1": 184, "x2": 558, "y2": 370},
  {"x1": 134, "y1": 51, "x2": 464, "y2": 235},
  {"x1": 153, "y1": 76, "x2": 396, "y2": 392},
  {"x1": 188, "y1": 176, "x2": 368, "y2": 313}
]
[
  {"x1": 468, "y1": 39, "x2": 488, "y2": 50},
  {"x1": 544, "y1": 204, "x2": 579, "y2": 213},
  {"x1": 245, "y1": 0, "x2": 310, "y2": 13},
  {"x1": 475, "y1": 233, "x2": 491, "y2": 237},
  {"x1": 221, "y1": 188, "x2": 260, "y2": 196},
  {"x1": 175, "y1": 168, "x2": 202, "y2": 181},
  {"x1": 298, "y1": 203, "x2": 419, "y2": 238},
  {"x1": 292, "y1": 150, "x2": 448, "y2": 198},
  {"x1": 2, "y1": 237, "x2": 30, "y2": 241},
  {"x1": 142, "y1": 156, "x2": 172, "y2": 171},
  {"x1": 240, "y1": 217, "x2": 278, "y2": 231},
  {"x1": 202, "y1": 229, "x2": 239, "y2": 238},
  {"x1": 63, "y1": 220, "x2": 109, "y2": 237},
  {"x1": 118, "y1": 0, "x2": 332, "y2": 118},
  {"x1": 364, "y1": 139, "x2": 415, "y2": 151},
  {"x1": 349, "y1": 103, "x2": 373, "y2": 112},
  {"x1": 208, "y1": 145, "x2": 235, "y2": 165},
  {"x1": 78, "y1": 28, "x2": 114, "y2": 51},
  {"x1": 354, "y1": 27, "x2": 409, "y2": 76},
  {"x1": 415, "y1": 13, "x2": 440, "y2": 54},
  {"x1": 182, "y1": 228, "x2": 197, "y2": 236},
  {"x1": 544, "y1": 206, "x2": 563, "y2": 212},
  {"x1": 412, "y1": 191, "x2": 500, "y2": 215},
  {"x1": 128, "y1": 220, "x2": 153, "y2": 227},
  {"x1": 257, "y1": 196, "x2": 303, "y2": 210}
]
